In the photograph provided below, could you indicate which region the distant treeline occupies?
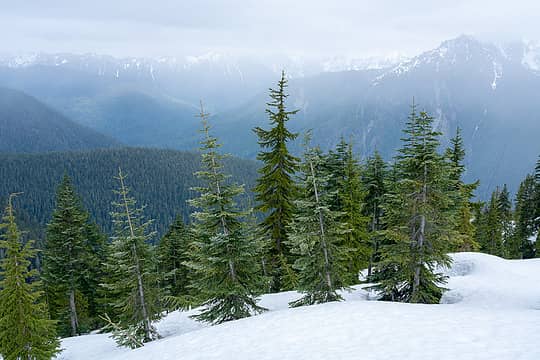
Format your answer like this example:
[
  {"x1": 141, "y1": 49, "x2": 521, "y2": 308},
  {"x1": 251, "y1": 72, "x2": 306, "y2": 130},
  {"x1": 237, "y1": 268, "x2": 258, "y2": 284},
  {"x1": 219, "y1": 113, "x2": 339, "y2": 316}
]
[{"x1": 0, "y1": 147, "x2": 259, "y2": 242}]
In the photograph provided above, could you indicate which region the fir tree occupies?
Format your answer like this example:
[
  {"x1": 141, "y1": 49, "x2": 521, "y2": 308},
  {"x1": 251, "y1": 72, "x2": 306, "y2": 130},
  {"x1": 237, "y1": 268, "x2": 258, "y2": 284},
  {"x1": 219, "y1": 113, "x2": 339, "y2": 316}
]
[
  {"x1": 477, "y1": 189, "x2": 505, "y2": 256},
  {"x1": 101, "y1": 168, "x2": 161, "y2": 346},
  {"x1": 42, "y1": 174, "x2": 101, "y2": 336},
  {"x1": 188, "y1": 103, "x2": 266, "y2": 324},
  {"x1": 253, "y1": 71, "x2": 300, "y2": 292},
  {"x1": 362, "y1": 151, "x2": 388, "y2": 279},
  {"x1": 288, "y1": 142, "x2": 351, "y2": 307},
  {"x1": 512, "y1": 175, "x2": 537, "y2": 258},
  {"x1": 372, "y1": 103, "x2": 454, "y2": 304},
  {"x1": 0, "y1": 194, "x2": 61, "y2": 360},
  {"x1": 323, "y1": 138, "x2": 369, "y2": 285},
  {"x1": 157, "y1": 216, "x2": 192, "y2": 301},
  {"x1": 498, "y1": 184, "x2": 514, "y2": 257},
  {"x1": 444, "y1": 127, "x2": 479, "y2": 251}
]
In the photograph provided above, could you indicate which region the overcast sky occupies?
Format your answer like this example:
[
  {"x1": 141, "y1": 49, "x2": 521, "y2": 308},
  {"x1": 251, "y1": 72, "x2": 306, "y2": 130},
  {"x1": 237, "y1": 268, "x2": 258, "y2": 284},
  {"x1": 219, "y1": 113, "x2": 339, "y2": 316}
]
[{"x1": 1, "y1": 1, "x2": 539, "y2": 59}]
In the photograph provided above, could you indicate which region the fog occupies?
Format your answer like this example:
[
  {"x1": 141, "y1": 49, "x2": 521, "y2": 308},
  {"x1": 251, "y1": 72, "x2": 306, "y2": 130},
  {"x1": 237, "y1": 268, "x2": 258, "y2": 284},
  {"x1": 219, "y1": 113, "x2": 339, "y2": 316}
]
[{"x1": 2, "y1": 0, "x2": 539, "y2": 59}]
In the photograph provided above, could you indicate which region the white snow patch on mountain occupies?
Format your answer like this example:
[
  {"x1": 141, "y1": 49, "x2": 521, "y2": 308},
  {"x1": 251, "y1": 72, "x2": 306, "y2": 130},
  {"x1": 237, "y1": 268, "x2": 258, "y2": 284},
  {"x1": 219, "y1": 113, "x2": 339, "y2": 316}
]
[{"x1": 56, "y1": 253, "x2": 540, "y2": 360}]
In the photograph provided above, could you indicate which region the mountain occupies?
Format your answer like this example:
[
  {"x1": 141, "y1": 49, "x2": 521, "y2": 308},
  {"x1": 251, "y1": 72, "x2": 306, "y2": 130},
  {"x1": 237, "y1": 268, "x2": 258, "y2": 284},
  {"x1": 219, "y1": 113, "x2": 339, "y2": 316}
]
[
  {"x1": 213, "y1": 36, "x2": 540, "y2": 197},
  {"x1": 1, "y1": 36, "x2": 539, "y2": 196},
  {"x1": 0, "y1": 87, "x2": 119, "y2": 153},
  {"x1": 0, "y1": 148, "x2": 258, "y2": 241}
]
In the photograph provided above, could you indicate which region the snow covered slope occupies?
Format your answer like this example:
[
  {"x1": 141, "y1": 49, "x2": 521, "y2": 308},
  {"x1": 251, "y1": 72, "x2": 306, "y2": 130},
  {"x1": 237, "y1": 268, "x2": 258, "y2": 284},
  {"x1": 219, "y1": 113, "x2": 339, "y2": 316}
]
[{"x1": 57, "y1": 253, "x2": 540, "y2": 360}]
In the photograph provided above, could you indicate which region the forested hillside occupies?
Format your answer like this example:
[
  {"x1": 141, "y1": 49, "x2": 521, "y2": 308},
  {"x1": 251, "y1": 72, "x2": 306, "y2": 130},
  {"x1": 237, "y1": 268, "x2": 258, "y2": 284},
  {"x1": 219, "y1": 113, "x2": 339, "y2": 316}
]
[
  {"x1": 0, "y1": 147, "x2": 259, "y2": 241},
  {"x1": 0, "y1": 87, "x2": 120, "y2": 153}
]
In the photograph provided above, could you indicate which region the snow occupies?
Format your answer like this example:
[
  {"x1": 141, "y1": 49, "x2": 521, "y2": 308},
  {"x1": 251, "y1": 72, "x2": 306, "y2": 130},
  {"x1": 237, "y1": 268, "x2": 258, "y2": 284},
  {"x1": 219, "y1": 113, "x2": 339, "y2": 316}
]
[{"x1": 57, "y1": 253, "x2": 540, "y2": 360}]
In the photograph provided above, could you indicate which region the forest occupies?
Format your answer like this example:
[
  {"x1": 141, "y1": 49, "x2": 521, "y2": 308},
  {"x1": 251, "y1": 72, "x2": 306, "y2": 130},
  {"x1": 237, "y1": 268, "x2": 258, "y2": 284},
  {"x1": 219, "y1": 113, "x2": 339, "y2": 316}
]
[{"x1": 1, "y1": 72, "x2": 540, "y2": 359}]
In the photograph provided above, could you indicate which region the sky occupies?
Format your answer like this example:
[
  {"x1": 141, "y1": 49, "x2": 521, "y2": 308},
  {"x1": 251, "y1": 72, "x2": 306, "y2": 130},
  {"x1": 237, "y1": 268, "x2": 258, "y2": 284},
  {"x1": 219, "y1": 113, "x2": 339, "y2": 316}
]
[{"x1": 1, "y1": 0, "x2": 539, "y2": 60}]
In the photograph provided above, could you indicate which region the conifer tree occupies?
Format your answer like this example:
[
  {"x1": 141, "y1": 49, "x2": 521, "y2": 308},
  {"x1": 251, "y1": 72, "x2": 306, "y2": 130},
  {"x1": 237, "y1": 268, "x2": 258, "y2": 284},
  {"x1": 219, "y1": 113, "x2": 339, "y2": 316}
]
[
  {"x1": 323, "y1": 138, "x2": 369, "y2": 285},
  {"x1": 444, "y1": 127, "x2": 479, "y2": 251},
  {"x1": 498, "y1": 184, "x2": 514, "y2": 257},
  {"x1": 188, "y1": 103, "x2": 266, "y2": 324},
  {"x1": 372, "y1": 103, "x2": 454, "y2": 304},
  {"x1": 157, "y1": 216, "x2": 192, "y2": 301},
  {"x1": 512, "y1": 175, "x2": 537, "y2": 258},
  {"x1": 43, "y1": 174, "x2": 101, "y2": 336},
  {"x1": 101, "y1": 168, "x2": 161, "y2": 345},
  {"x1": 362, "y1": 151, "x2": 388, "y2": 278},
  {"x1": 253, "y1": 71, "x2": 300, "y2": 292},
  {"x1": 0, "y1": 194, "x2": 60, "y2": 360},
  {"x1": 477, "y1": 189, "x2": 504, "y2": 256},
  {"x1": 288, "y1": 142, "x2": 351, "y2": 306}
]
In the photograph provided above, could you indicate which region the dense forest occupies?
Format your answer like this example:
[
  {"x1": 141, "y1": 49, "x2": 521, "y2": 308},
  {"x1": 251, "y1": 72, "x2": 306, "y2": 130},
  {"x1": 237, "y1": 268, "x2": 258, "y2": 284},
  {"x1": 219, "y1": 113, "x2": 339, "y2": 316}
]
[
  {"x1": 0, "y1": 148, "x2": 259, "y2": 241},
  {"x1": 1, "y1": 72, "x2": 540, "y2": 358}
]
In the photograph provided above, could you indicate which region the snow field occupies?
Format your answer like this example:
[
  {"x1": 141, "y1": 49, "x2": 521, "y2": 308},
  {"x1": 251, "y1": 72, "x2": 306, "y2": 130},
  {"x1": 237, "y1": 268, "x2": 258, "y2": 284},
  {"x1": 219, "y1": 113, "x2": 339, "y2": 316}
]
[{"x1": 58, "y1": 253, "x2": 540, "y2": 360}]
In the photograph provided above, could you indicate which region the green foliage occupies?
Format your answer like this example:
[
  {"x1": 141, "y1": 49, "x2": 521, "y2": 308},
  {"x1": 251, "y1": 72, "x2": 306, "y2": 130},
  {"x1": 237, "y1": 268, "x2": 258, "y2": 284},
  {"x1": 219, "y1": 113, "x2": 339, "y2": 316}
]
[
  {"x1": 372, "y1": 103, "x2": 454, "y2": 304},
  {"x1": 288, "y1": 144, "x2": 352, "y2": 307},
  {"x1": 0, "y1": 195, "x2": 61, "y2": 360},
  {"x1": 323, "y1": 138, "x2": 369, "y2": 285},
  {"x1": 0, "y1": 148, "x2": 259, "y2": 243},
  {"x1": 157, "y1": 216, "x2": 193, "y2": 304},
  {"x1": 188, "y1": 105, "x2": 266, "y2": 325},
  {"x1": 253, "y1": 71, "x2": 300, "y2": 292},
  {"x1": 42, "y1": 174, "x2": 106, "y2": 336},
  {"x1": 362, "y1": 151, "x2": 388, "y2": 280},
  {"x1": 101, "y1": 168, "x2": 161, "y2": 346},
  {"x1": 444, "y1": 127, "x2": 480, "y2": 252},
  {"x1": 511, "y1": 175, "x2": 537, "y2": 258},
  {"x1": 99, "y1": 314, "x2": 144, "y2": 350}
]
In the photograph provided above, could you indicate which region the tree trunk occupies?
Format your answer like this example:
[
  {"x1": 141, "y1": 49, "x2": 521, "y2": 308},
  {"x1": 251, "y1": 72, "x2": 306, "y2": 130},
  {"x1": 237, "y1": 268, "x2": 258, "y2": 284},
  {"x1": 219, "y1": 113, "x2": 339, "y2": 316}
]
[
  {"x1": 412, "y1": 160, "x2": 428, "y2": 301},
  {"x1": 69, "y1": 288, "x2": 79, "y2": 337},
  {"x1": 310, "y1": 160, "x2": 332, "y2": 289},
  {"x1": 118, "y1": 168, "x2": 152, "y2": 341}
]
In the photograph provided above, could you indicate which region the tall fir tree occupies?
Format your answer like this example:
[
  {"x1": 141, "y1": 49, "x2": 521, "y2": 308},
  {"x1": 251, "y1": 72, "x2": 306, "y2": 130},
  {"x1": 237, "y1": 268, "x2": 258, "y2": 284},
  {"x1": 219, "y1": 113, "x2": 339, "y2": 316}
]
[
  {"x1": 498, "y1": 184, "x2": 514, "y2": 257},
  {"x1": 512, "y1": 175, "x2": 537, "y2": 258},
  {"x1": 101, "y1": 168, "x2": 161, "y2": 346},
  {"x1": 188, "y1": 103, "x2": 266, "y2": 324},
  {"x1": 372, "y1": 103, "x2": 455, "y2": 304},
  {"x1": 323, "y1": 138, "x2": 369, "y2": 285},
  {"x1": 253, "y1": 71, "x2": 300, "y2": 292},
  {"x1": 444, "y1": 127, "x2": 479, "y2": 251},
  {"x1": 157, "y1": 216, "x2": 193, "y2": 302},
  {"x1": 288, "y1": 142, "x2": 351, "y2": 306},
  {"x1": 477, "y1": 189, "x2": 504, "y2": 256},
  {"x1": 362, "y1": 151, "x2": 388, "y2": 279},
  {"x1": 42, "y1": 174, "x2": 104, "y2": 336},
  {"x1": 0, "y1": 194, "x2": 61, "y2": 360}
]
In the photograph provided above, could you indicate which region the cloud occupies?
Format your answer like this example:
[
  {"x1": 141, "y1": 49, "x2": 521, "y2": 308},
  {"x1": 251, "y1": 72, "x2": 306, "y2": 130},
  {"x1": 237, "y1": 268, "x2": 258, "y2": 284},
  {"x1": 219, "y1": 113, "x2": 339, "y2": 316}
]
[{"x1": 1, "y1": 0, "x2": 539, "y2": 58}]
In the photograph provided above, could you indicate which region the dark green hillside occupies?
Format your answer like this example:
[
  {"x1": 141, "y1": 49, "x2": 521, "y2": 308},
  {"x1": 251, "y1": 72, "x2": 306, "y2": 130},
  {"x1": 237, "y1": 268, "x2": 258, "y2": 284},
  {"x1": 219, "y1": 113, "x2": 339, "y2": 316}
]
[{"x1": 0, "y1": 148, "x2": 259, "y2": 241}]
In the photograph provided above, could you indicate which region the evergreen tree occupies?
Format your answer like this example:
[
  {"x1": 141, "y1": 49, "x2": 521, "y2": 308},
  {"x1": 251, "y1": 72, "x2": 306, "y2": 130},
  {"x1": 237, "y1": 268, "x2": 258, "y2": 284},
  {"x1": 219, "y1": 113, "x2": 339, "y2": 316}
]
[
  {"x1": 188, "y1": 103, "x2": 266, "y2": 324},
  {"x1": 101, "y1": 168, "x2": 161, "y2": 346},
  {"x1": 477, "y1": 189, "x2": 504, "y2": 256},
  {"x1": 253, "y1": 71, "x2": 300, "y2": 292},
  {"x1": 362, "y1": 151, "x2": 388, "y2": 279},
  {"x1": 513, "y1": 175, "x2": 537, "y2": 258},
  {"x1": 157, "y1": 216, "x2": 192, "y2": 301},
  {"x1": 288, "y1": 142, "x2": 351, "y2": 306},
  {"x1": 444, "y1": 127, "x2": 479, "y2": 251},
  {"x1": 0, "y1": 194, "x2": 61, "y2": 360},
  {"x1": 498, "y1": 184, "x2": 514, "y2": 257},
  {"x1": 323, "y1": 138, "x2": 369, "y2": 285},
  {"x1": 372, "y1": 103, "x2": 454, "y2": 304},
  {"x1": 42, "y1": 174, "x2": 102, "y2": 336}
]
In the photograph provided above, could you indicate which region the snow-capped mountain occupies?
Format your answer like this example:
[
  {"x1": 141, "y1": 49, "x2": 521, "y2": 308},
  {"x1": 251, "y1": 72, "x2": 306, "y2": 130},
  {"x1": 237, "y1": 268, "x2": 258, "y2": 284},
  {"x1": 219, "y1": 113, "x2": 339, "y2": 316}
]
[{"x1": 1, "y1": 35, "x2": 539, "y2": 197}]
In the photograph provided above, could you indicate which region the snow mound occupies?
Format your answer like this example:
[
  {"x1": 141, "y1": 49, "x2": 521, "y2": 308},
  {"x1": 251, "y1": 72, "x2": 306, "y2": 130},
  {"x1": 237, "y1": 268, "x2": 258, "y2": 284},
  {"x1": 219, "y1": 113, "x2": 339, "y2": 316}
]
[{"x1": 58, "y1": 253, "x2": 540, "y2": 360}]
